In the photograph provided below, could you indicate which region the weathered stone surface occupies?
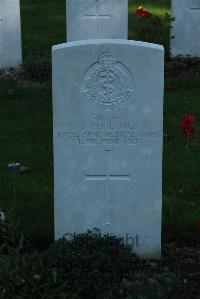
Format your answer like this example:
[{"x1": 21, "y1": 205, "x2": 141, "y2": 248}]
[
  {"x1": 0, "y1": 0, "x2": 22, "y2": 68},
  {"x1": 52, "y1": 39, "x2": 164, "y2": 258},
  {"x1": 171, "y1": 0, "x2": 200, "y2": 57},
  {"x1": 67, "y1": 0, "x2": 128, "y2": 41}
]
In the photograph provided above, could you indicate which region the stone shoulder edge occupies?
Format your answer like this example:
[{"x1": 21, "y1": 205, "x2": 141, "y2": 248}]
[{"x1": 52, "y1": 39, "x2": 164, "y2": 53}]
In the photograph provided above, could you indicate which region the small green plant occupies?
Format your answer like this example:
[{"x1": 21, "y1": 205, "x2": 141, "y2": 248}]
[
  {"x1": 0, "y1": 229, "x2": 139, "y2": 298},
  {"x1": 129, "y1": 11, "x2": 172, "y2": 60},
  {"x1": 0, "y1": 208, "x2": 23, "y2": 255},
  {"x1": 0, "y1": 224, "x2": 195, "y2": 298}
]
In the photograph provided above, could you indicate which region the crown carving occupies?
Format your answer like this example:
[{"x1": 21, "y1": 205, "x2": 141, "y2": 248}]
[{"x1": 99, "y1": 50, "x2": 117, "y2": 68}]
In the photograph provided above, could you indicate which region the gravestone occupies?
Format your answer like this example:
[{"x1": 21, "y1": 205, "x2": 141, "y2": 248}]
[
  {"x1": 67, "y1": 0, "x2": 128, "y2": 41},
  {"x1": 0, "y1": 0, "x2": 22, "y2": 69},
  {"x1": 52, "y1": 39, "x2": 164, "y2": 258},
  {"x1": 171, "y1": 0, "x2": 200, "y2": 57}
]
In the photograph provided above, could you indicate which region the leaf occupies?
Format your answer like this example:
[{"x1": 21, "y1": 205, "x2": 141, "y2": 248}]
[
  {"x1": 19, "y1": 166, "x2": 31, "y2": 174},
  {"x1": 7, "y1": 89, "x2": 15, "y2": 96},
  {"x1": 176, "y1": 187, "x2": 184, "y2": 197}
]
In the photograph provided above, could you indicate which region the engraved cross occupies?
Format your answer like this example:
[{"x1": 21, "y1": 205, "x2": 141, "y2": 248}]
[
  {"x1": 190, "y1": 1, "x2": 200, "y2": 10},
  {"x1": 85, "y1": 149, "x2": 130, "y2": 226},
  {"x1": 190, "y1": 7, "x2": 200, "y2": 10},
  {"x1": 82, "y1": 0, "x2": 111, "y2": 36}
]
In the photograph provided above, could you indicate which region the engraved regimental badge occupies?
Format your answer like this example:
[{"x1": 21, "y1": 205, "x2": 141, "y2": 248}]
[{"x1": 83, "y1": 50, "x2": 134, "y2": 111}]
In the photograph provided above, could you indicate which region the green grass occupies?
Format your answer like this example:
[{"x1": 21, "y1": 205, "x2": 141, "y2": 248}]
[
  {"x1": 20, "y1": 0, "x2": 171, "y2": 61},
  {"x1": 0, "y1": 0, "x2": 200, "y2": 246},
  {"x1": 0, "y1": 77, "x2": 53, "y2": 245},
  {"x1": 21, "y1": 0, "x2": 66, "y2": 60},
  {"x1": 163, "y1": 79, "x2": 200, "y2": 241}
]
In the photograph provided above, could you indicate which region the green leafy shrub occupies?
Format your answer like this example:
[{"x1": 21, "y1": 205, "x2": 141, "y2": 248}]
[
  {"x1": 165, "y1": 56, "x2": 200, "y2": 78},
  {"x1": 129, "y1": 12, "x2": 172, "y2": 60},
  {"x1": 0, "y1": 229, "x2": 139, "y2": 298},
  {"x1": 0, "y1": 209, "x2": 22, "y2": 255},
  {"x1": 0, "y1": 222, "x2": 188, "y2": 299},
  {"x1": 45, "y1": 230, "x2": 139, "y2": 298},
  {"x1": 119, "y1": 269, "x2": 182, "y2": 299}
]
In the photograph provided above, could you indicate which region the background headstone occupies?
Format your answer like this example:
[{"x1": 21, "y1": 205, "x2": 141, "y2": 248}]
[
  {"x1": 0, "y1": 0, "x2": 22, "y2": 69},
  {"x1": 171, "y1": 0, "x2": 200, "y2": 57},
  {"x1": 52, "y1": 39, "x2": 164, "y2": 258},
  {"x1": 67, "y1": 0, "x2": 128, "y2": 41}
]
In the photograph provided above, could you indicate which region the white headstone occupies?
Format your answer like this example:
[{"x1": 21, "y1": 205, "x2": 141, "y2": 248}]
[
  {"x1": 0, "y1": 0, "x2": 22, "y2": 69},
  {"x1": 67, "y1": 0, "x2": 128, "y2": 41},
  {"x1": 52, "y1": 40, "x2": 164, "y2": 259},
  {"x1": 171, "y1": 0, "x2": 200, "y2": 57}
]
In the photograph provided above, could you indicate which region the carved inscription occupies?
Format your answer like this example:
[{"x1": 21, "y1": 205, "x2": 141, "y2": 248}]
[
  {"x1": 85, "y1": 148, "x2": 131, "y2": 226},
  {"x1": 83, "y1": 14, "x2": 111, "y2": 36},
  {"x1": 190, "y1": 0, "x2": 200, "y2": 9},
  {"x1": 82, "y1": 0, "x2": 111, "y2": 36},
  {"x1": 57, "y1": 116, "x2": 160, "y2": 146},
  {"x1": 83, "y1": 50, "x2": 134, "y2": 111}
]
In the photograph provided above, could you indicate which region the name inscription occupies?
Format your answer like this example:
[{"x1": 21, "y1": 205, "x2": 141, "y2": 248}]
[{"x1": 57, "y1": 120, "x2": 160, "y2": 146}]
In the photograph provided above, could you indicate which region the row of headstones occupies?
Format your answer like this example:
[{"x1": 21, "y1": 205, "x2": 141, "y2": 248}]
[
  {"x1": 1, "y1": 0, "x2": 199, "y2": 259},
  {"x1": 53, "y1": 0, "x2": 163, "y2": 259},
  {"x1": 1, "y1": 0, "x2": 200, "y2": 69},
  {"x1": 52, "y1": 0, "x2": 198, "y2": 259}
]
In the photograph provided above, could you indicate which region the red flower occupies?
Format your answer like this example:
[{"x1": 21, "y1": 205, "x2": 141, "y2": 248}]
[
  {"x1": 196, "y1": 219, "x2": 200, "y2": 231},
  {"x1": 180, "y1": 113, "x2": 196, "y2": 136},
  {"x1": 136, "y1": 6, "x2": 151, "y2": 17}
]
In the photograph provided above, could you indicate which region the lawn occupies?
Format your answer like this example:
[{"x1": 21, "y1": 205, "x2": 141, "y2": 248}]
[
  {"x1": 20, "y1": 0, "x2": 171, "y2": 61},
  {"x1": 0, "y1": 0, "x2": 200, "y2": 250}
]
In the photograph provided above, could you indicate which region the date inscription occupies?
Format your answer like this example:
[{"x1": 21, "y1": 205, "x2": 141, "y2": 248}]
[{"x1": 56, "y1": 120, "x2": 160, "y2": 146}]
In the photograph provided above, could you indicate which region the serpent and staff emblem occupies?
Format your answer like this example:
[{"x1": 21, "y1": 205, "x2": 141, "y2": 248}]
[{"x1": 83, "y1": 50, "x2": 134, "y2": 111}]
